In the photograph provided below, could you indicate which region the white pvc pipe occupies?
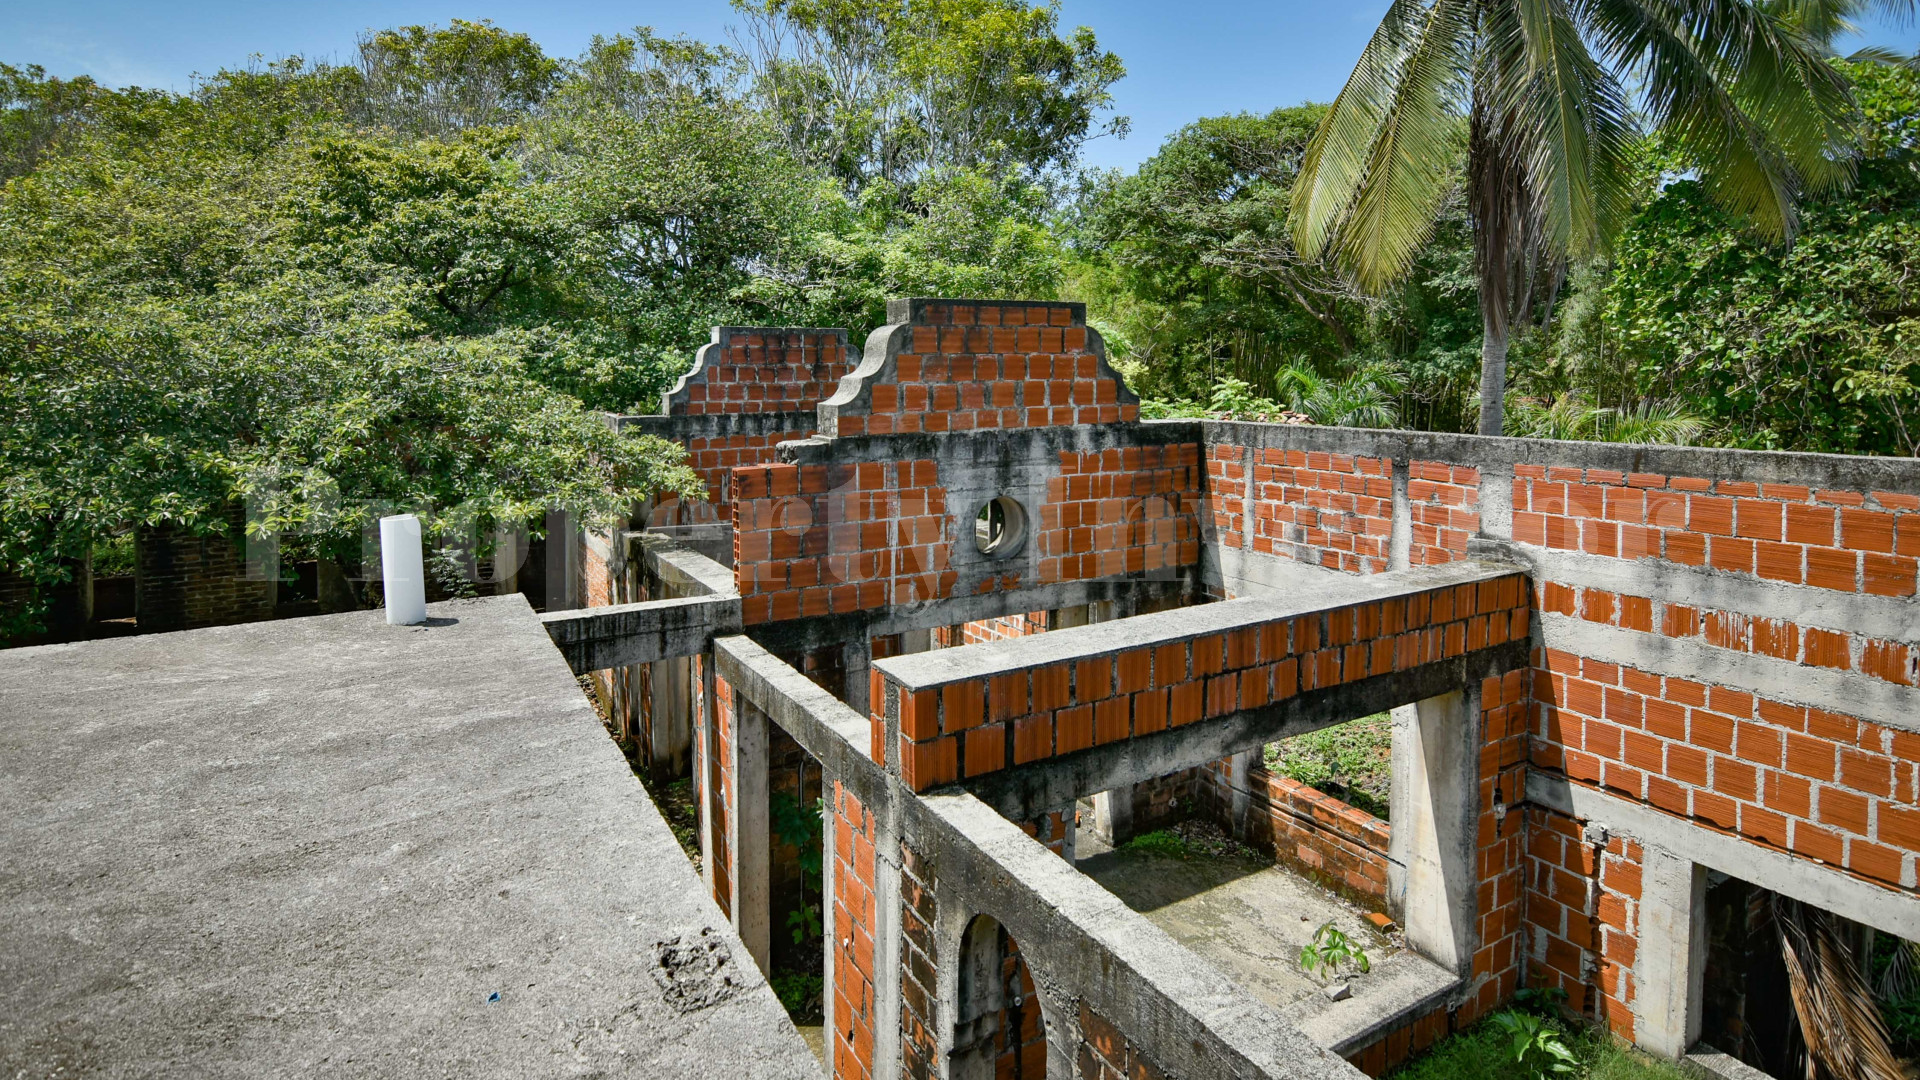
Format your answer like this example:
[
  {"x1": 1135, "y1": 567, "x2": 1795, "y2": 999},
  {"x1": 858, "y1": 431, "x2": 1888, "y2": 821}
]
[{"x1": 379, "y1": 514, "x2": 428, "y2": 625}]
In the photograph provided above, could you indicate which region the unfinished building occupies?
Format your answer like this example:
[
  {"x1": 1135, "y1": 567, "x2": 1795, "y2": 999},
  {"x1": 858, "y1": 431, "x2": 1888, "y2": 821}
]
[{"x1": 5, "y1": 297, "x2": 1918, "y2": 1079}]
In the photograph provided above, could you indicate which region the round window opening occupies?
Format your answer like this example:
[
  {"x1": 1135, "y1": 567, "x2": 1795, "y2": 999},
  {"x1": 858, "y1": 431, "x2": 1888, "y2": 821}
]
[{"x1": 974, "y1": 496, "x2": 1028, "y2": 558}]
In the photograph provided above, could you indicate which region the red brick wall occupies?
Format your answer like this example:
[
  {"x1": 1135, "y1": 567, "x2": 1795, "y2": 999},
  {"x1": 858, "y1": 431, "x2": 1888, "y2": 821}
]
[
  {"x1": 1476, "y1": 669, "x2": 1532, "y2": 1015},
  {"x1": 1252, "y1": 450, "x2": 1393, "y2": 573},
  {"x1": 663, "y1": 327, "x2": 852, "y2": 416},
  {"x1": 1512, "y1": 466, "x2": 1918, "y2": 592},
  {"x1": 1206, "y1": 445, "x2": 1249, "y2": 550},
  {"x1": 1522, "y1": 806, "x2": 1644, "y2": 1039},
  {"x1": 899, "y1": 841, "x2": 938, "y2": 1080},
  {"x1": 655, "y1": 430, "x2": 818, "y2": 526},
  {"x1": 711, "y1": 671, "x2": 737, "y2": 920},
  {"x1": 961, "y1": 611, "x2": 1048, "y2": 644},
  {"x1": 1040, "y1": 446, "x2": 1202, "y2": 584},
  {"x1": 876, "y1": 575, "x2": 1530, "y2": 793},
  {"x1": 1201, "y1": 758, "x2": 1392, "y2": 900},
  {"x1": 1408, "y1": 462, "x2": 1480, "y2": 566},
  {"x1": 833, "y1": 781, "x2": 880, "y2": 1080},
  {"x1": 732, "y1": 460, "x2": 950, "y2": 625},
  {"x1": 823, "y1": 300, "x2": 1137, "y2": 438},
  {"x1": 1532, "y1": 646, "x2": 1917, "y2": 892}
]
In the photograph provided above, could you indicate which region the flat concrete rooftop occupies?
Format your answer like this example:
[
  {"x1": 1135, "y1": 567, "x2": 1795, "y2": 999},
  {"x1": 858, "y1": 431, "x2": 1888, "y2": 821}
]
[{"x1": 0, "y1": 596, "x2": 819, "y2": 1080}]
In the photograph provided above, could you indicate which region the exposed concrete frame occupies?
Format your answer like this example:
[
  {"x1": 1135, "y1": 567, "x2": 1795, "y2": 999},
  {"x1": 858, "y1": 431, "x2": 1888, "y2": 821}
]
[
  {"x1": 541, "y1": 595, "x2": 742, "y2": 673},
  {"x1": 1527, "y1": 773, "x2": 1920, "y2": 939},
  {"x1": 710, "y1": 634, "x2": 1369, "y2": 1080},
  {"x1": 732, "y1": 694, "x2": 772, "y2": 974},
  {"x1": 958, "y1": 640, "x2": 1524, "y2": 823}
]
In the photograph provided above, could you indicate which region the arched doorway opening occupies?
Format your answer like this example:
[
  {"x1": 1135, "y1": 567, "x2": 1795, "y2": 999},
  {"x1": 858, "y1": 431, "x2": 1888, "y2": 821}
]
[{"x1": 951, "y1": 914, "x2": 1046, "y2": 1080}]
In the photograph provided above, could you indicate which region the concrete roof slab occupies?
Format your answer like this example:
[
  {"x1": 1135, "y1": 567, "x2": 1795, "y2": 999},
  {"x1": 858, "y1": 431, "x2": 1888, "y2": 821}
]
[{"x1": 0, "y1": 596, "x2": 819, "y2": 1080}]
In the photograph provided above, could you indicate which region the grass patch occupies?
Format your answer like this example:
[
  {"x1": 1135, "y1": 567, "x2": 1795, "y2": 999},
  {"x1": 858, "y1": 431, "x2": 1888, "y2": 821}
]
[
  {"x1": 1390, "y1": 1010, "x2": 1690, "y2": 1080},
  {"x1": 1117, "y1": 818, "x2": 1261, "y2": 861},
  {"x1": 1265, "y1": 711, "x2": 1392, "y2": 819},
  {"x1": 1121, "y1": 829, "x2": 1190, "y2": 858}
]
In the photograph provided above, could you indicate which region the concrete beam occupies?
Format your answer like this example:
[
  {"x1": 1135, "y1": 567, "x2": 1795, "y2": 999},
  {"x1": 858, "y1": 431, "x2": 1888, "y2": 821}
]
[
  {"x1": 540, "y1": 595, "x2": 742, "y2": 673},
  {"x1": 959, "y1": 639, "x2": 1527, "y2": 822},
  {"x1": 741, "y1": 576, "x2": 1191, "y2": 654},
  {"x1": 875, "y1": 560, "x2": 1523, "y2": 690},
  {"x1": 1527, "y1": 772, "x2": 1920, "y2": 938},
  {"x1": 635, "y1": 533, "x2": 737, "y2": 597}
]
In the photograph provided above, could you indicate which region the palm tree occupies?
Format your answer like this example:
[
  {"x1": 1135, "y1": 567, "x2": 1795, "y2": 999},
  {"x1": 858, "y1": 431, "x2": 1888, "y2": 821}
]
[{"x1": 1292, "y1": 0, "x2": 1859, "y2": 435}]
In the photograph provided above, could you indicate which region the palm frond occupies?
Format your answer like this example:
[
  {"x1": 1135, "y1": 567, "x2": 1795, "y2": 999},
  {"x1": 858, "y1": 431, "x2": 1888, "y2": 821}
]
[
  {"x1": 1499, "y1": 0, "x2": 1640, "y2": 255},
  {"x1": 1294, "y1": 0, "x2": 1474, "y2": 290},
  {"x1": 1775, "y1": 896, "x2": 1906, "y2": 1080}
]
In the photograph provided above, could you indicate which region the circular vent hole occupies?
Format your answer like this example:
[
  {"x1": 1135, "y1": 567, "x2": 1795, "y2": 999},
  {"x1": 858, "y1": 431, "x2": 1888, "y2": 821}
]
[{"x1": 973, "y1": 497, "x2": 1028, "y2": 558}]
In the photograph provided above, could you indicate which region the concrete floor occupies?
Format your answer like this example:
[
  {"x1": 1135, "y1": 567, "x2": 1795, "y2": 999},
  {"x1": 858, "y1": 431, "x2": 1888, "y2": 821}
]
[{"x1": 1074, "y1": 828, "x2": 1398, "y2": 1015}]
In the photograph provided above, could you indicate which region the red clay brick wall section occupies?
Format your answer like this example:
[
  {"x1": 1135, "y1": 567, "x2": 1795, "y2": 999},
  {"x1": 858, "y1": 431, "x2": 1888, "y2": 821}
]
[
  {"x1": 1206, "y1": 445, "x2": 1248, "y2": 550},
  {"x1": 826, "y1": 301, "x2": 1136, "y2": 437},
  {"x1": 1253, "y1": 450, "x2": 1393, "y2": 572},
  {"x1": 1408, "y1": 462, "x2": 1481, "y2": 566},
  {"x1": 1523, "y1": 806, "x2": 1644, "y2": 1040},
  {"x1": 899, "y1": 842, "x2": 938, "y2": 1080},
  {"x1": 833, "y1": 782, "x2": 880, "y2": 1080},
  {"x1": 1040, "y1": 446, "x2": 1202, "y2": 583},
  {"x1": 1513, "y1": 465, "x2": 1919, "y2": 593},
  {"x1": 711, "y1": 672, "x2": 737, "y2": 920},
  {"x1": 877, "y1": 576, "x2": 1530, "y2": 793},
  {"x1": 961, "y1": 611, "x2": 1048, "y2": 644},
  {"x1": 664, "y1": 328, "x2": 852, "y2": 416},
  {"x1": 1201, "y1": 757, "x2": 1392, "y2": 900},
  {"x1": 1532, "y1": 645, "x2": 1918, "y2": 893},
  {"x1": 656, "y1": 431, "x2": 817, "y2": 526},
  {"x1": 732, "y1": 461, "x2": 952, "y2": 625}
]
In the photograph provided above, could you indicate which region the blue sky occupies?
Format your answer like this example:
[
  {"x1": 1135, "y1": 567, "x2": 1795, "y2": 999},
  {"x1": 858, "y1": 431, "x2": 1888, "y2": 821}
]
[{"x1": 4, "y1": 1, "x2": 1913, "y2": 173}]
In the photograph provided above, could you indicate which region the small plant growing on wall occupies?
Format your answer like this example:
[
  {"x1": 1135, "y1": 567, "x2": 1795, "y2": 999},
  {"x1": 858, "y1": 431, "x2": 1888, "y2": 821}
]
[
  {"x1": 1299, "y1": 922, "x2": 1370, "y2": 981},
  {"x1": 771, "y1": 792, "x2": 824, "y2": 946}
]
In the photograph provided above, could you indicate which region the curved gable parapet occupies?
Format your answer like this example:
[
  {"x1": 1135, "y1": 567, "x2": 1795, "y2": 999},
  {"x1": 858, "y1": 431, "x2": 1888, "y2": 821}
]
[
  {"x1": 817, "y1": 299, "x2": 1140, "y2": 438},
  {"x1": 661, "y1": 326, "x2": 853, "y2": 417}
]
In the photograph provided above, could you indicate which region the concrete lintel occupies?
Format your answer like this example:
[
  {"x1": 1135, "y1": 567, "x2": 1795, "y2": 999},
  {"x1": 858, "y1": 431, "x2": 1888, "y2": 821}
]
[
  {"x1": 1189, "y1": 419, "x2": 1920, "y2": 495},
  {"x1": 1526, "y1": 773, "x2": 1920, "y2": 938},
  {"x1": 712, "y1": 635, "x2": 876, "y2": 793},
  {"x1": 1538, "y1": 612, "x2": 1920, "y2": 735},
  {"x1": 617, "y1": 410, "x2": 822, "y2": 443},
  {"x1": 541, "y1": 594, "x2": 742, "y2": 673},
  {"x1": 742, "y1": 576, "x2": 1189, "y2": 653},
  {"x1": 923, "y1": 793, "x2": 1362, "y2": 1080},
  {"x1": 875, "y1": 561, "x2": 1524, "y2": 691},
  {"x1": 961, "y1": 640, "x2": 1529, "y2": 821}
]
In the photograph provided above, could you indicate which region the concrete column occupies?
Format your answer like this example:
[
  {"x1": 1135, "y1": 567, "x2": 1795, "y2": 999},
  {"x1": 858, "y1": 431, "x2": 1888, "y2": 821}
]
[
  {"x1": 842, "y1": 637, "x2": 872, "y2": 716},
  {"x1": 731, "y1": 695, "x2": 772, "y2": 975},
  {"x1": 1387, "y1": 690, "x2": 1480, "y2": 976},
  {"x1": 647, "y1": 655, "x2": 693, "y2": 783},
  {"x1": 1634, "y1": 845, "x2": 1707, "y2": 1059},
  {"x1": 1388, "y1": 458, "x2": 1412, "y2": 571},
  {"x1": 1226, "y1": 748, "x2": 1258, "y2": 837},
  {"x1": 1088, "y1": 784, "x2": 1135, "y2": 847}
]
